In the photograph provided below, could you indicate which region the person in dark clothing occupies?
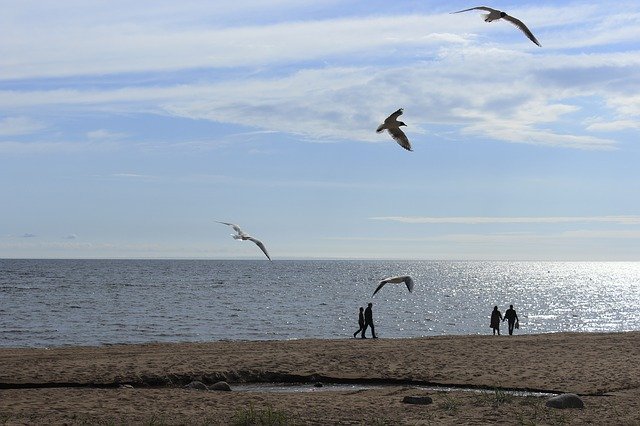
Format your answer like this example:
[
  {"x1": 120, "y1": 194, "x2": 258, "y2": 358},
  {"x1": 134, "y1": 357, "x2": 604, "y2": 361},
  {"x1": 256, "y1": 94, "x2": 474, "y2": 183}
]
[
  {"x1": 353, "y1": 307, "x2": 365, "y2": 338},
  {"x1": 362, "y1": 302, "x2": 377, "y2": 338},
  {"x1": 503, "y1": 304, "x2": 519, "y2": 335},
  {"x1": 490, "y1": 305, "x2": 503, "y2": 335}
]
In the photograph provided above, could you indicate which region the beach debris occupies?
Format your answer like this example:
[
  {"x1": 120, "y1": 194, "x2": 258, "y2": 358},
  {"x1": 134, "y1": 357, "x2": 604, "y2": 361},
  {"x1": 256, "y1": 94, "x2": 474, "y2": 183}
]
[
  {"x1": 450, "y1": 6, "x2": 541, "y2": 46},
  {"x1": 184, "y1": 380, "x2": 209, "y2": 391},
  {"x1": 313, "y1": 382, "x2": 324, "y2": 388},
  {"x1": 210, "y1": 381, "x2": 232, "y2": 391},
  {"x1": 118, "y1": 384, "x2": 134, "y2": 389},
  {"x1": 545, "y1": 393, "x2": 584, "y2": 409},
  {"x1": 373, "y1": 275, "x2": 415, "y2": 297},
  {"x1": 216, "y1": 221, "x2": 272, "y2": 261},
  {"x1": 402, "y1": 395, "x2": 433, "y2": 405},
  {"x1": 376, "y1": 108, "x2": 412, "y2": 151}
]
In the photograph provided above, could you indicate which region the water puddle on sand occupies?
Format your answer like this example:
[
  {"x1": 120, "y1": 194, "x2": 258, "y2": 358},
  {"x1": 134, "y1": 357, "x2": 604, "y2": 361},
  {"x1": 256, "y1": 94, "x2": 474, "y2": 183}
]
[{"x1": 231, "y1": 382, "x2": 556, "y2": 397}]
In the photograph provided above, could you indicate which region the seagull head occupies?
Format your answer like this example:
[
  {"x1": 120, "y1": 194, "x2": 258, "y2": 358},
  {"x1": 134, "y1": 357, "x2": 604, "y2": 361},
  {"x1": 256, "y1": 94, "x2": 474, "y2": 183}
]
[{"x1": 500, "y1": 11, "x2": 506, "y2": 18}]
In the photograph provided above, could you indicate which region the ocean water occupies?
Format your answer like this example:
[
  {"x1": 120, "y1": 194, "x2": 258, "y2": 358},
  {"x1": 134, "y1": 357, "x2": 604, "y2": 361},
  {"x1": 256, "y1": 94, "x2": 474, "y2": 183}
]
[{"x1": 1, "y1": 259, "x2": 639, "y2": 348}]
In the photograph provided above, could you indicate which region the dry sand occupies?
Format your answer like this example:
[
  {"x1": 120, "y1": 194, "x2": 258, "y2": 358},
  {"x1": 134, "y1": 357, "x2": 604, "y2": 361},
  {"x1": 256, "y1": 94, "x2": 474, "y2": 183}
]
[{"x1": 1, "y1": 332, "x2": 639, "y2": 425}]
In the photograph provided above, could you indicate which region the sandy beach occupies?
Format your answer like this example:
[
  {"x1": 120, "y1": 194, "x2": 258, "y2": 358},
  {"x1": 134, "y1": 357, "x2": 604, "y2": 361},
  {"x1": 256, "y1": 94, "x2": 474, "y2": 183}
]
[{"x1": 1, "y1": 332, "x2": 639, "y2": 425}]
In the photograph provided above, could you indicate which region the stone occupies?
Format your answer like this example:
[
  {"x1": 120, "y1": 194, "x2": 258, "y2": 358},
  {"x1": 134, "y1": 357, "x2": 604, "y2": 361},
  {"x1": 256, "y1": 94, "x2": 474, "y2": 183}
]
[
  {"x1": 184, "y1": 380, "x2": 209, "y2": 391},
  {"x1": 210, "y1": 381, "x2": 232, "y2": 391},
  {"x1": 118, "y1": 384, "x2": 134, "y2": 389},
  {"x1": 402, "y1": 396, "x2": 433, "y2": 405},
  {"x1": 545, "y1": 393, "x2": 584, "y2": 409},
  {"x1": 313, "y1": 382, "x2": 324, "y2": 388}
]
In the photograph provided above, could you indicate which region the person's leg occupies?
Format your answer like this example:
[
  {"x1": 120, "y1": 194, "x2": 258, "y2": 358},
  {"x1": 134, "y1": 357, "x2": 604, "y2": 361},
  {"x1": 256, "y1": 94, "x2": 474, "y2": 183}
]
[
  {"x1": 508, "y1": 321, "x2": 514, "y2": 335},
  {"x1": 361, "y1": 324, "x2": 368, "y2": 338},
  {"x1": 371, "y1": 323, "x2": 377, "y2": 338}
]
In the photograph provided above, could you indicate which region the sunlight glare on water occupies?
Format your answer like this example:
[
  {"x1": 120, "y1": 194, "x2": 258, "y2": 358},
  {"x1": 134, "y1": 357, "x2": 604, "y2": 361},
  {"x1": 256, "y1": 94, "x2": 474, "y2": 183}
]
[{"x1": 1, "y1": 260, "x2": 639, "y2": 347}]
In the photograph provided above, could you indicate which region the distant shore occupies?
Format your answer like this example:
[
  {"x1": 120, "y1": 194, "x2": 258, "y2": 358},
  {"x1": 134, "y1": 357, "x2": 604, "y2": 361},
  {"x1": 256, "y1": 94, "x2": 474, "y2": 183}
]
[{"x1": 1, "y1": 332, "x2": 639, "y2": 424}]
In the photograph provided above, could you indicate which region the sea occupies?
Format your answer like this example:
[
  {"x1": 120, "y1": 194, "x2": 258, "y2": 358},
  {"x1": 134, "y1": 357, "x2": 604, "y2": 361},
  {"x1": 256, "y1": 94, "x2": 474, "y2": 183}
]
[{"x1": 1, "y1": 259, "x2": 639, "y2": 348}]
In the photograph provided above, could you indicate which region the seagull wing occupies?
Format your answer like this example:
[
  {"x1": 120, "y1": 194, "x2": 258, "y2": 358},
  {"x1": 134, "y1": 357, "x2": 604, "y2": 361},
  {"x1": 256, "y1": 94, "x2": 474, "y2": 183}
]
[
  {"x1": 404, "y1": 276, "x2": 415, "y2": 293},
  {"x1": 217, "y1": 221, "x2": 246, "y2": 236},
  {"x1": 372, "y1": 281, "x2": 387, "y2": 297},
  {"x1": 451, "y1": 6, "x2": 497, "y2": 14},
  {"x1": 503, "y1": 14, "x2": 541, "y2": 46},
  {"x1": 247, "y1": 236, "x2": 272, "y2": 261},
  {"x1": 388, "y1": 127, "x2": 412, "y2": 151},
  {"x1": 386, "y1": 108, "x2": 404, "y2": 123}
]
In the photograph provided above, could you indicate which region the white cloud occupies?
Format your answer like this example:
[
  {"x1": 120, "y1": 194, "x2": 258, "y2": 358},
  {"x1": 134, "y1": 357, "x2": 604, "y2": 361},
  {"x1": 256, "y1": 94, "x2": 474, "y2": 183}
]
[
  {"x1": 0, "y1": 140, "x2": 120, "y2": 154},
  {"x1": 0, "y1": 53, "x2": 627, "y2": 151},
  {"x1": 1, "y1": 4, "x2": 639, "y2": 152},
  {"x1": 2, "y1": 3, "x2": 638, "y2": 80},
  {"x1": 0, "y1": 116, "x2": 44, "y2": 136},
  {"x1": 586, "y1": 120, "x2": 640, "y2": 132},
  {"x1": 87, "y1": 129, "x2": 127, "y2": 140},
  {"x1": 0, "y1": 12, "x2": 467, "y2": 80}
]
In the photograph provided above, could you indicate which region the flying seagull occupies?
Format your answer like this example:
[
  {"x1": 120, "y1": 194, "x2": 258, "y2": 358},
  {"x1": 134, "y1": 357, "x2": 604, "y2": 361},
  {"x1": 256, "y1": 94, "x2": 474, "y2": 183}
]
[
  {"x1": 451, "y1": 6, "x2": 541, "y2": 47},
  {"x1": 372, "y1": 275, "x2": 415, "y2": 297},
  {"x1": 376, "y1": 108, "x2": 412, "y2": 151},
  {"x1": 216, "y1": 221, "x2": 272, "y2": 261}
]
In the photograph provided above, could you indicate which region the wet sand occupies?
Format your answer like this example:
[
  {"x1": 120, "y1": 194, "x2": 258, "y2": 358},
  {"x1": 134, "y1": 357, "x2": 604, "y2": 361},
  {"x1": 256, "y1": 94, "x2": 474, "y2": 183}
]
[{"x1": 1, "y1": 332, "x2": 639, "y2": 425}]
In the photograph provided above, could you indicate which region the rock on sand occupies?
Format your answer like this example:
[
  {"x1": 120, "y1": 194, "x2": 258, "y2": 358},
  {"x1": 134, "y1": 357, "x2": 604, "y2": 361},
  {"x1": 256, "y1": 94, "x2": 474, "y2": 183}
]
[
  {"x1": 402, "y1": 396, "x2": 433, "y2": 405},
  {"x1": 546, "y1": 393, "x2": 584, "y2": 409}
]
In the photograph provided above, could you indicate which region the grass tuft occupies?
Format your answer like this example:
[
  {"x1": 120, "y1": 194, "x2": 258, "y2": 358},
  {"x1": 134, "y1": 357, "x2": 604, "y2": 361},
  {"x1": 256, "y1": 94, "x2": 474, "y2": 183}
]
[
  {"x1": 438, "y1": 394, "x2": 460, "y2": 414},
  {"x1": 231, "y1": 404, "x2": 292, "y2": 426}
]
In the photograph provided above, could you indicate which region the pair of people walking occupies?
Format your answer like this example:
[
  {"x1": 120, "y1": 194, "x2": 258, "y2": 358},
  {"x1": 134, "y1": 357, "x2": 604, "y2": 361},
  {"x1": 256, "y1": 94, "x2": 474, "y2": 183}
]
[
  {"x1": 353, "y1": 303, "x2": 377, "y2": 338},
  {"x1": 490, "y1": 304, "x2": 519, "y2": 335}
]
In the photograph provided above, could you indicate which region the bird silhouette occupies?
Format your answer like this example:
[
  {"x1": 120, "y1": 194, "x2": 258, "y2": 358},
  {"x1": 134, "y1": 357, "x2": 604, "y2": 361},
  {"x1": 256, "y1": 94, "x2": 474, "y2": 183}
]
[
  {"x1": 216, "y1": 221, "x2": 272, "y2": 261},
  {"x1": 376, "y1": 108, "x2": 412, "y2": 151},
  {"x1": 451, "y1": 6, "x2": 541, "y2": 47},
  {"x1": 372, "y1": 275, "x2": 415, "y2": 296}
]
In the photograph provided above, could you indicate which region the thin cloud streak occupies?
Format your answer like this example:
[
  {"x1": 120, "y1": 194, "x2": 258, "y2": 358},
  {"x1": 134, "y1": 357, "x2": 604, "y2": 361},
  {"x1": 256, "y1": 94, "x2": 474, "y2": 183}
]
[{"x1": 370, "y1": 216, "x2": 640, "y2": 225}]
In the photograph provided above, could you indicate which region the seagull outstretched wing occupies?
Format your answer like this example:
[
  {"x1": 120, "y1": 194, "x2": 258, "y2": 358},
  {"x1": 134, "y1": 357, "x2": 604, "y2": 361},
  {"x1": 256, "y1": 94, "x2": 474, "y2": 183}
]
[
  {"x1": 451, "y1": 6, "x2": 496, "y2": 14},
  {"x1": 246, "y1": 236, "x2": 272, "y2": 261},
  {"x1": 503, "y1": 14, "x2": 541, "y2": 46},
  {"x1": 388, "y1": 128, "x2": 412, "y2": 151},
  {"x1": 372, "y1": 275, "x2": 415, "y2": 296},
  {"x1": 216, "y1": 221, "x2": 246, "y2": 237}
]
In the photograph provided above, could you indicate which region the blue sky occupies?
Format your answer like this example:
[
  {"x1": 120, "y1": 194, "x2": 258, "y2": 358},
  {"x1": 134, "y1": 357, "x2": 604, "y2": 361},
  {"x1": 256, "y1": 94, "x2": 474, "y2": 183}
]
[{"x1": 2, "y1": 0, "x2": 640, "y2": 260}]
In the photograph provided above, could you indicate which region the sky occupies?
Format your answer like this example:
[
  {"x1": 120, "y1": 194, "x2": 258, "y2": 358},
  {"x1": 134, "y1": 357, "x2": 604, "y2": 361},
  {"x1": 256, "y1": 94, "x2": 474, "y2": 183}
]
[{"x1": 1, "y1": 0, "x2": 640, "y2": 260}]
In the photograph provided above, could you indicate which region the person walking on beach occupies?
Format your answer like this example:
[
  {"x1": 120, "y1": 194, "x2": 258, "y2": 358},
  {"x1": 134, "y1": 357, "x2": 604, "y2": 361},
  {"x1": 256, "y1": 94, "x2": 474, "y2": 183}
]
[
  {"x1": 503, "y1": 304, "x2": 519, "y2": 335},
  {"x1": 490, "y1": 305, "x2": 503, "y2": 335},
  {"x1": 362, "y1": 302, "x2": 377, "y2": 338},
  {"x1": 353, "y1": 307, "x2": 365, "y2": 338}
]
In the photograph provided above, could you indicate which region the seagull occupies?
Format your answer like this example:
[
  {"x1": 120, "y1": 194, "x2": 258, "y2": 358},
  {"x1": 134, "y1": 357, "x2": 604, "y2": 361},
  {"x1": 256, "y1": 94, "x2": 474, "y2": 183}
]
[
  {"x1": 451, "y1": 6, "x2": 541, "y2": 47},
  {"x1": 372, "y1": 275, "x2": 415, "y2": 297},
  {"x1": 376, "y1": 108, "x2": 412, "y2": 151},
  {"x1": 216, "y1": 221, "x2": 272, "y2": 261}
]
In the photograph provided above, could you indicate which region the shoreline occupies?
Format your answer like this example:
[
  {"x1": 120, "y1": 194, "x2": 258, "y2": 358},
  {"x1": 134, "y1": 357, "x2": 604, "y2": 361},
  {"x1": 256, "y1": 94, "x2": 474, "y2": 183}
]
[
  {"x1": 4, "y1": 328, "x2": 639, "y2": 350},
  {"x1": 1, "y1": 332, "x2": 639, "y2": 424}
]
